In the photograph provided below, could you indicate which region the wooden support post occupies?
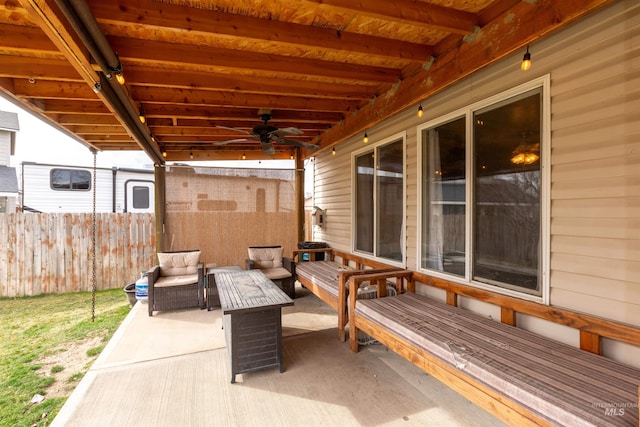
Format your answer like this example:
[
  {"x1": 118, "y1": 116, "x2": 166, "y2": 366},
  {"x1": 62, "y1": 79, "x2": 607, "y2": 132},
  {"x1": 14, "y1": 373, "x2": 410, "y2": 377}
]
[
  {"x1": 446, "y1": 290, "x2": 458, "y2": 307},
  {"x1": 580, "y1": 330, "x2": 602, "y2": 355},
  {"x1": 501, "y1": 307, "x2": 517, "y2": 326}
]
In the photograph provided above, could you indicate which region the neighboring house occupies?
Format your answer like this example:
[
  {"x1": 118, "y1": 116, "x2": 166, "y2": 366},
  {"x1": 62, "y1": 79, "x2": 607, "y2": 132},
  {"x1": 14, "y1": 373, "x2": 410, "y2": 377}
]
[
  {"x1": 0, "y1": 110, "x2": 19, "y2": 213},
  {"x1": 311, "y1": 2, "x2": 639, "y2": 368}
]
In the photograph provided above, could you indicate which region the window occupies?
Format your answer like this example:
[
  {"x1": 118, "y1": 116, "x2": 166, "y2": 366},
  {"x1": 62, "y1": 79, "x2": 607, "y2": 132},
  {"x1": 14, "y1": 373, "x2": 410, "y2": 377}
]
[
  {"x1": 50, "y1": 168, "x2": 91, "y2": 191},
  {"x1": 354, "y1": 134, "x2": 405, "y2": 263},
  {"x1": 420, "y1": 79, "x2": 548, "y2": 299},
  {"x1": 131, "y1": 186, "x2": 150, "y2": 209}
]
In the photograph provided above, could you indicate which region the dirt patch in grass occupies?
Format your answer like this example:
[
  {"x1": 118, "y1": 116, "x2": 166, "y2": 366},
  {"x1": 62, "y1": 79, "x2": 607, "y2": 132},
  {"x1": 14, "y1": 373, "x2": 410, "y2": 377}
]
[{"x1": 36, "y1": 336, "x2": 105, "y2": 398}]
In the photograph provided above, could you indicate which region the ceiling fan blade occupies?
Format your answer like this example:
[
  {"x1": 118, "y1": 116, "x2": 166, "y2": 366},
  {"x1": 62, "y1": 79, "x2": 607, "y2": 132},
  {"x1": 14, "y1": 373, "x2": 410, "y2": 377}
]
[
  {"x1": 261, "y1": 140, "x2": 275, "y2": 155},
  {"x1": 273, "y1": 136, "x2": 319, "y2": 150},
  {"x1": 270, "y1": 127, "x2": 303, "y2": 137},
  {"x1": 216, "y1": 125, "x2": 252, "y2": 135},
  {"x1": 214, "y1": 138, "x2": 254, "y2": 146}
]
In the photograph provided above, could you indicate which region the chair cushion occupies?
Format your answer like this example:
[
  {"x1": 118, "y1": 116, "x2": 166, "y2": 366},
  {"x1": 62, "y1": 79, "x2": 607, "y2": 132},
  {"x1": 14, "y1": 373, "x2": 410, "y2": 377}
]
[
  {"x1": 260, "y1": 267, "x2": 292, "y2": 281},
  {"x1": 153, "y1": 273, "x2": 199, "y2": 288},
  {"x1": 248, "y1": 246, "x2": 283, "y2": 269},
  {"x1": 157, "y1": 250, "x2": 201, "y2": 277}
]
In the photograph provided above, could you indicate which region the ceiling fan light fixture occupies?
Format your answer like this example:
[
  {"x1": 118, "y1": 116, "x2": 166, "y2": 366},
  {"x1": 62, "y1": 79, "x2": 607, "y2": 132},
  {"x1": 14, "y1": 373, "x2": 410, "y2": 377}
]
[{"x1": 521, "y1": 45, "x2": 532, "y2": 71}]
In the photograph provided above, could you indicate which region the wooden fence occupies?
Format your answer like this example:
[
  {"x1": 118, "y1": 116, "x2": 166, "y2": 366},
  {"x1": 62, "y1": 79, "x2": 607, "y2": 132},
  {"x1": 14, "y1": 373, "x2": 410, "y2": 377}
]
[{"x1": 0, "y1": 212, "x2": 155, "y2": 297}]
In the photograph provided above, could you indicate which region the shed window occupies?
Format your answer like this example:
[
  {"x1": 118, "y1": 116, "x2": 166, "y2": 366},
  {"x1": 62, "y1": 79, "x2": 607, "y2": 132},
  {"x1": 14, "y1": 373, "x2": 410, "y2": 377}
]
[
  {"x1": 419, "y1": 79, "x2": 548, "y2": 299},
  {"x1": 50, "y1": 168, "x2": 91, "y2": 191}
]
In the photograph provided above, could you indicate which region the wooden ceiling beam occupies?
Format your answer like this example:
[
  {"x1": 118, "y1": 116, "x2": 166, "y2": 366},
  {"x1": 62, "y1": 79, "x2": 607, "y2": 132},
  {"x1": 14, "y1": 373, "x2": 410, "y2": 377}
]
[
  {"x1": 142, "y1": 104, "x2": 344, "y2": 123},
  {"x1": 0, "y1": 55, "x2": 82, "y2": 81},
  {"x1": 39, "y1": 99, "x2": 111, "y2": 114},
  {"x1": 88, "y1": 0, "x2": 433, "y2": 63},
  {"x1": 314, "y1": 0, "x2": 614, "y2": 150},
  {"x1": 67, "y1": 125, "x2": 128, "y2": 134},
  {"x1": 0, "y1": 23, "x2": 59, "y2": 54},
  {"x1": 56, "y1": 113, "x2": 121, "y2": 125},
  {"x1": 303, "y1": 0, "x2": 478, "y2": 34},
  {"x1": 13, "y1": 79, "x2": 97, "y2": 100},
  {"x1": 123, "y1": 66, "x2": 376, "y2": 100},
  {"x1": 130, "y1": 86, "x2": 362, "y2": 113},
  {"x1": 168, "y1": 118, "x2": 331, "y2": 132},
  {"x1": 109, "y1": 37, "x2": 402, "y2": 84}
]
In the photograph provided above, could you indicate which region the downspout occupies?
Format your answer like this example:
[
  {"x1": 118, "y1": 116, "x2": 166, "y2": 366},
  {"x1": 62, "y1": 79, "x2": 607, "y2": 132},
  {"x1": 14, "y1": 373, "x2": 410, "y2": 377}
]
[
  {"x1": 53, "y1": 0, "x2": 164, "y2": 165},
  {"x1": 111, "y1": 167, "x2": 117, "y2": 213}
]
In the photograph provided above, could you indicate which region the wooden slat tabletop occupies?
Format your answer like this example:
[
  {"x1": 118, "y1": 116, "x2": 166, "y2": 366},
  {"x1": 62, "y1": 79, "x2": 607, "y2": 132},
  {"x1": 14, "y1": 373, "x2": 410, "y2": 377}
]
[{"x1": 217, "y1": 270, "x2": 293, "y2": 314}]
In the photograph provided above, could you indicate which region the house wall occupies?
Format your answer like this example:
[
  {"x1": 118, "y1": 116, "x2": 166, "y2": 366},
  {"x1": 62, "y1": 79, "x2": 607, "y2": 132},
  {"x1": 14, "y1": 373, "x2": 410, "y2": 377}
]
[
  {"x1": 0, "y1": 131, "x2": 10, "y2": 165},
  {"x1": 312, "y1": 0, "x2": 640, "y2": 366}
]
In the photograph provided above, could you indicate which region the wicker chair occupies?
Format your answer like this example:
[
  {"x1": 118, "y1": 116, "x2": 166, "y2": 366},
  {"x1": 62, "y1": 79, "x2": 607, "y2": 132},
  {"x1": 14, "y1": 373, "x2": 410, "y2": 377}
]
[
  {"x1": 147, "y1": 250, "x2": 204, "y2": 316},
  {"x1": 246, "y1": 245, "x2": 296, "y2": 299}
]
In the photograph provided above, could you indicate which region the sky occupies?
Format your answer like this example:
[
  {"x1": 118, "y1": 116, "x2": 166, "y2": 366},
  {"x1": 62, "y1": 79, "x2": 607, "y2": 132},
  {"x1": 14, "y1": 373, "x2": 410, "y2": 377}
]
[{"x1": 0, "y1": 96, "x2": 296, "y2": 171}]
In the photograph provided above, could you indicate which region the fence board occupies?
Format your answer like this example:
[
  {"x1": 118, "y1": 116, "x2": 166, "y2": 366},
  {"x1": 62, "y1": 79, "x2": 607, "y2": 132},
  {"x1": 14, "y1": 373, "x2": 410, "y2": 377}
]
[{"x1": 0, "y1": 212, "x2": 155, "y2": 297}]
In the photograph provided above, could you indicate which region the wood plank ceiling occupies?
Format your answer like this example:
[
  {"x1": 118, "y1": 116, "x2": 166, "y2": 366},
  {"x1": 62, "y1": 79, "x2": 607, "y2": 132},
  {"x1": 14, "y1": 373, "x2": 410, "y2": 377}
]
[{"x1": 0, "y1": 0, "x2": 613, "y2": 163}]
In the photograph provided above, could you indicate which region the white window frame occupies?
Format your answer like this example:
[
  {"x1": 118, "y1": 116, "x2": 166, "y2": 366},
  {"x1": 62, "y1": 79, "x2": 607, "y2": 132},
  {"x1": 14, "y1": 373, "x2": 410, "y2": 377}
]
[
  {"x1": 351, "y1": 131, "x2": 407, "y2": 268},
  {"x1": 417, "y1": 76, "x2": 551, "y2": 304}
]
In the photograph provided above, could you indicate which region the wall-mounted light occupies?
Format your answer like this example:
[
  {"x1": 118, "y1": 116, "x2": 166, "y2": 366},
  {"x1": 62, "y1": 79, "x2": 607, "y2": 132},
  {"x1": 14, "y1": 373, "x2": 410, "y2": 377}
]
[
  {"x1": 417, "y1": 103, "x2": 424, "y2": 118},
  {"x1": 312, "y1": 206, "x2": 325, "y2": 228},
  {"x1": 521, "y1": 45, "x2": 532, "y2": 71},
  {"x1": 332, "y1": 147, "x2": 336, "y2": 155},
  {"x1": 363, "y1": 132, "x2": 369, "y2": 143}
]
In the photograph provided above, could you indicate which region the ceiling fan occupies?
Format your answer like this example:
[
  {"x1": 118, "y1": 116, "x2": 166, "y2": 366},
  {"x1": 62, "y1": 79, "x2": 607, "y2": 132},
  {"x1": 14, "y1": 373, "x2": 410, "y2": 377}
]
[{"x1": 215, "y1": 109, "x2": 319, "y2": 155}]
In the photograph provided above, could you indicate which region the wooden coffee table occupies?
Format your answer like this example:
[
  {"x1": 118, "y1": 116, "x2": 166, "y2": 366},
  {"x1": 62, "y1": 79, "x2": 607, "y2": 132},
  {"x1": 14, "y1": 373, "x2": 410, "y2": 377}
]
[{"x1": 215, "y1": 269, "x2": 294, "y2": 383}]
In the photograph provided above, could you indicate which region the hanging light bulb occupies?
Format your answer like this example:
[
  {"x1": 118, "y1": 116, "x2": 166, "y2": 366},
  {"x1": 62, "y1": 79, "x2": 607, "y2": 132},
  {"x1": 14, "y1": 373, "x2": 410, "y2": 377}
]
[
  {"x1": 363, "y1": 132, "x2": 369, "y2": 143},
  {"x1": 115, "y1": 72, "x2": 125, "y2": 85},
  {"x1": 189, "y1": 151, "x2": 194, "y2": 160},
  {"x1": 138, "y1": 105, "x2": 146, "y2": 124},
  {"x1": 521, "y1": 45, "x2": 532, "y2": 71},
  {"x1": 332, "y1": 147, "x2": 336, "y2": 155},
  {"x1": 162, "y1": 150, "x2": 167, "y2": 158},
  {"x1": 417, "y1": 103, "x2": 424, "y2": 118},
  {"x1": 242, "y1": 153, "x2": 246, "y2": 160},
  {"x1": 290, "y1": 151, "x2": 294, "y2": 160}
]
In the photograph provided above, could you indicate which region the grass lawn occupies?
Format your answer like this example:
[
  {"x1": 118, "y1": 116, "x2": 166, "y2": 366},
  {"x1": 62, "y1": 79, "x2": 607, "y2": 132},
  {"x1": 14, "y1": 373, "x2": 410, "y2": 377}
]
[{"x1": 0, "y1": 289, "x2": 130, "y2": 427}]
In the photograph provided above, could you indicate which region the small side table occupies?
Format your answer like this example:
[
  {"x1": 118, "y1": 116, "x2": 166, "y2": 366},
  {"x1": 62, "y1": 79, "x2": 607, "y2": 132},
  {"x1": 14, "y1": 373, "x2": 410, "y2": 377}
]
[{"x1": 206, "y1": 265, "x2": 242, "y2": 310}]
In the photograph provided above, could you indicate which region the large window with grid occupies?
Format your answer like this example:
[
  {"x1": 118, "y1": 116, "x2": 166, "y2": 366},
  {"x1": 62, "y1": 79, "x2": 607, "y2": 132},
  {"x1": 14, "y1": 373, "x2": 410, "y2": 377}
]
[{"x1": 419, "y1": 78, "x2": 549, "y2": 299}]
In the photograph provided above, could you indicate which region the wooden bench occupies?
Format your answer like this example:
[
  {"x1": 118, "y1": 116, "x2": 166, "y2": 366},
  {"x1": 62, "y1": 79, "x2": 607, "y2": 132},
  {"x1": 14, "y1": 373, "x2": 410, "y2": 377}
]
[
  {"x1": 348, "y1": 271, "x2": 640, "y2": 427},
  {"x1": 292, "y1": 247, "x2": 401, "y2": 342}
]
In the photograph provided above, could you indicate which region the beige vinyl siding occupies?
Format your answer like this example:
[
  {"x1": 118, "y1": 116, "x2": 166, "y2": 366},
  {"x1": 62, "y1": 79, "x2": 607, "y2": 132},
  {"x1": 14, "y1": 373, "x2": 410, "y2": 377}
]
[
  {"x1": 549, "y1": 0, "x2": 640, "y2": 324},
  {"x1": 312, "y1": 0, "x2": 639, "y2": 363}
]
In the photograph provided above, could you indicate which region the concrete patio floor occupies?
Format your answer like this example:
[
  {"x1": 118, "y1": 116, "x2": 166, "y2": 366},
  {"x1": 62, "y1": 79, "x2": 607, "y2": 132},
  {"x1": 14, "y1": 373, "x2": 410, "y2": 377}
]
[{"x1": 52, "y1": 285, "x2": 505, "y2": 427}]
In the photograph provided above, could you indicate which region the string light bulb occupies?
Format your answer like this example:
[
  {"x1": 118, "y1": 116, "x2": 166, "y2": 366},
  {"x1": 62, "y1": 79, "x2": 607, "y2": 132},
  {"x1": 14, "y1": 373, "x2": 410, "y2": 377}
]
[
  {"x1": 189, "y1": 151, "x2": 194, "y2": 160},
  {"x1": 332, "y1": 147, "x2": 336, "y2": 155},
  {"x1": 363, "y1": 132, "x2": 369, "y2": 143},
  {"x1": 417, "y1": 103, "x2": 424, "y2": 118},
  {"x1": 521, "y1": 45, "x2": 532, "y2": 71},
  {"x1": 242, "y1": 153, "x2": 246, "y2": 160},
  {"x1": 115, "y1": 72, "x2": 125, "y2": 85},
  {"x1": 138, "y1": 105, "x2": 145, "y2": 124},
  {"x1": 162, "y1": 150, "x2": 167, "y2": 158}
]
